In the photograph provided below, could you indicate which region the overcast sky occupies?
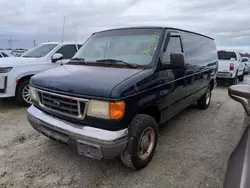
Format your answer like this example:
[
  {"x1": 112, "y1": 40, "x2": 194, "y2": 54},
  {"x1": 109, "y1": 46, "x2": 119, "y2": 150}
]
[{"x1": 0, "y1": 0, "x2": 250, "y2": 52}]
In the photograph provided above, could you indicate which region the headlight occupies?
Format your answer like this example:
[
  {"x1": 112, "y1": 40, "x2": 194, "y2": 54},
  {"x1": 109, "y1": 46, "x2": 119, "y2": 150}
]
[
  {"x1": 29, "y1": 86, "x2": 38, "y2": 101},
  {"x1": 87, "y1": 100, "x2": 125, "y2": 120},
  {"x1": 0, "y1": 67, "x2": 12, "y2": 73}
]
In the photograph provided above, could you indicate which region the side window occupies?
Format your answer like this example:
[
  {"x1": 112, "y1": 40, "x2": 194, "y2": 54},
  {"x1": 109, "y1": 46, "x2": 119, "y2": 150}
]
[
  {"x1": 181, "y1": 32, "x2": 217, "y2": 65},
  {"x1": 55, "y1": 45, "x2": 77, "y2": 59},
  {"x1": 2, "y1": 52, "x2": 8, "y2": 57},
  {"x1": 163, "y1": 36, "x2": 182, "y2": 64},
  {"x1": 77, "y1": 45, "x2": 83, "y2": 51}
]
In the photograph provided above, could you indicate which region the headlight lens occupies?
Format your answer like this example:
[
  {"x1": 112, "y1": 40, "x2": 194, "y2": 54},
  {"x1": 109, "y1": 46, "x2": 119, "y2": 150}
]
[
  {"x1": 87, "y1": 100, "x2": 125, "y2": 120},
  {"x1": 29, "y1": 86, "x2": 38, "y2": 101},
  {"x1": 0, "y1": 67, "x2": 12, "y2": 73},
  {"x1": 87, "y1": 100, "x2": 110, "y2": 119}
]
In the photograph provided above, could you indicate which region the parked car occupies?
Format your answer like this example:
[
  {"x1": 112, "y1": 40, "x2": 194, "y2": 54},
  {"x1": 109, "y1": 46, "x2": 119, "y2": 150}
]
[
  {"x1": 217, "y1": 51, "x2": 245, "y2": 84},
  {"x1": 0, "y1": 42, "x2": 82, "y2": 106},
  {"x1": 241, "y1": 57, "x2": 250, "y2": 75},
  {"x1": 27, "y1": 26, "x2": 218, "y2": 170},
  {"x1": 0, "y1": 51, "x2": 10, "y2": 58},
  {"x1": 224, "y1": 85, "x2": 250, "y2": 188}
]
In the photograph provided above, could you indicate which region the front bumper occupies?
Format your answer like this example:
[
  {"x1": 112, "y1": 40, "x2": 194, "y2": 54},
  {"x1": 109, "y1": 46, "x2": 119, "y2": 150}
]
[
  {"x1": 0, "y1": 74, "x2": 16, "y2": 98},
  {"x1": 27, "y1": 105, "x2": 128, "y2": 159}
]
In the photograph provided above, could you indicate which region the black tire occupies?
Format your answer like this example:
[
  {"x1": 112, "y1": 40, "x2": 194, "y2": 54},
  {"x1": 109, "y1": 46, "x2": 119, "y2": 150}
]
[
  {"x1": 120, "y1": 114, "x2": 158, "y2": 170},
  {"x1": 16, "y1": 79, "x2": 31, "y2": 107},
  {"x1": 197, "y1": 85, "x2": 211, "y2": 110},
  {"x1": 239, "y1": 71, "x2": 244, "y2": 82},
  {"x1": 230, "y1": 71, "x2": 238, "y2": 85}
]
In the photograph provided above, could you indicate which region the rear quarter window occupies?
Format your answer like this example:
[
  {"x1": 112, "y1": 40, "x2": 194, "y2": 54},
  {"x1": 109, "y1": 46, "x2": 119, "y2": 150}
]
[{"x1": 181, "y1": 32, "x2": 217, "y2": 65}]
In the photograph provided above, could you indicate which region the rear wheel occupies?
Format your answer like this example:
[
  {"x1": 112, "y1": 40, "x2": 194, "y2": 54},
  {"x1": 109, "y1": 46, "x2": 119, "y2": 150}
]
[
  {"x1": 197, "y1": 85, "x2": 211, "y2": 110},
  {"x1": 16, "y1": 79, "x2": 32, "y2": 107},
  {"x1": 120, "y1": 114, "x2": 158, "y2": 170},
  {"x1": 239, "y1": 71, "x2": 245, "y2": 82},
  {"x1": 231, "y1": 71, "x2": 238, "y2": 85}
]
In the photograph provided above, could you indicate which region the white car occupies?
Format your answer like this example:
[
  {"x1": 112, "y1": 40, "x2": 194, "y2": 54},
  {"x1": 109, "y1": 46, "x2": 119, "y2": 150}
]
[
  {"x1": 241, "y1": 57, "x2": 250, "y2": 75},
  {"x1": 217, "y1": 50, "x2": 245, "y2": 84},
  {"x1": 0, "y1": 42, "x2": 82, "y2": 106},
  {"x1": 0, "y1": 51, "x2": 10, "y2": 58}
]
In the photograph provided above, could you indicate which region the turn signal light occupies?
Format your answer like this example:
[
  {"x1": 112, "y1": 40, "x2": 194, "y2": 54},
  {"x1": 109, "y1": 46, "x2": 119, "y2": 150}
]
[{"x1": 109, "y1": 101, "x2": 125, "y2": 120}]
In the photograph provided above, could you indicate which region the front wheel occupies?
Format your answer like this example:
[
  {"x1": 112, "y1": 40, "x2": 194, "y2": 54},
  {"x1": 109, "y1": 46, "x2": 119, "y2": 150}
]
[
  {"x1": 16, "y1": 79, "x2": 32, "y2": 107},
  {"x1": 197, "y1": 85, "x2": 211, "y2": 110},
  {"x1": 120, "y1": 114, "x2": 158, "y2": 170}
]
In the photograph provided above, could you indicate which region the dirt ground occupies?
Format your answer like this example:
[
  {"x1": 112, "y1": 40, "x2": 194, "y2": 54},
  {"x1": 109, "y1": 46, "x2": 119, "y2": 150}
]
[{"x1": 0, "y1": 78, "x2": 249, "y2": 188}]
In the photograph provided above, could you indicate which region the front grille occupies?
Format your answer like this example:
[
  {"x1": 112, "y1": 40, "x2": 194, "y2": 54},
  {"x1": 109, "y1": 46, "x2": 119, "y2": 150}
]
[{"x1": 37, "y1": 90, "x2": 88, "y2": 120}]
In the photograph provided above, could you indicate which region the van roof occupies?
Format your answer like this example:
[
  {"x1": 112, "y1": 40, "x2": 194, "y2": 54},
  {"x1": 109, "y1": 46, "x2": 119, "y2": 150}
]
[{"x1": 95, "y1": 26, "x2": 214, "y2": 40}]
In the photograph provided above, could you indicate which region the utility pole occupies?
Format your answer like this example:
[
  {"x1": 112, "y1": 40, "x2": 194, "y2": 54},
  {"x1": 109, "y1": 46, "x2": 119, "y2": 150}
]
[
  {"x1": 61, "y1": 16, "x2": 66, "y2": 43},
  {"x1": 33, "y1": 40, "x2": 36, "y2": 47},
  {"x1": 8, "y1": 37, "x2": 12, "y2": 49},
  {"x1": 10, "y1": 37, "x2": 12, "y2": 49}
]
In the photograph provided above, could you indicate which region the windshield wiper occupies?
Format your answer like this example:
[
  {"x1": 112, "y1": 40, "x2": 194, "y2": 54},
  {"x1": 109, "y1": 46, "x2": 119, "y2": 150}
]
[
  {"x1": 96, "y1": 59, "x2": 137, "y2": 68},
  {"x1": 69, "y1": 57, "x2": 87, "y2": 64}
]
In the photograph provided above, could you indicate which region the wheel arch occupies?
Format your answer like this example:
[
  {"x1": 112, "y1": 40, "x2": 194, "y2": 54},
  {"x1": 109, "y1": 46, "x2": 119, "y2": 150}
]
[
  {"x1": 15, "y1": 74, "x2": 34, "y2": 95},
  {"x1": 137, "y1": 105, "x2": 161, "y2": 124},
  {"x1": 209, "y1": 79, "x2": 215, "y2": 90}
]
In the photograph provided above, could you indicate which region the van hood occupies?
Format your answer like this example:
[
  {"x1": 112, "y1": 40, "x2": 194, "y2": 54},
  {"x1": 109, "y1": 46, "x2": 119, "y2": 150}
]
[
  {"x1": 30, "y1": 65, "x2": 144, "y2": 98},
  {"x1": 0, "y1": 57, "x2": 44, "y2": 67}
]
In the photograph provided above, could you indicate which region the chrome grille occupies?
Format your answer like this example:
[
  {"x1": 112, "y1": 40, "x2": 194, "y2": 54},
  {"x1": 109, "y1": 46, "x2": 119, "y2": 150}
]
[{"x1": 37, "y1": 90, "x2": 88, "y2": 120}]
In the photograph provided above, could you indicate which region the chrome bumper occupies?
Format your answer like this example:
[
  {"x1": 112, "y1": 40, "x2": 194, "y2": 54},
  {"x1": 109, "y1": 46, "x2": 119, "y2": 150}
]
[{"x1": 27, "y1": 105, "x2": 128, "y2": 159}]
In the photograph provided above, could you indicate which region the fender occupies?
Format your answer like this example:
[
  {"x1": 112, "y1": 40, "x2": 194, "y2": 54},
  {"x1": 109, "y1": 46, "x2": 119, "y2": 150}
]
[{"x1": 16, "y1": 71, "x2": 40, "y2": 81}]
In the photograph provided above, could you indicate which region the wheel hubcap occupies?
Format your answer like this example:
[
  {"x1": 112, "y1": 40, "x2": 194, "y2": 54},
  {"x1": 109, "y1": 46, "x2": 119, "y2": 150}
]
[
  {"x1": 138, "y1": 127, "x2": 155, "y2": 160},
  {"x1": 22, "y1": 85, "x2": 32, "y2": 104},
  {"x1": 205, "y1": 88, "x2": 211, "y2": 105}
]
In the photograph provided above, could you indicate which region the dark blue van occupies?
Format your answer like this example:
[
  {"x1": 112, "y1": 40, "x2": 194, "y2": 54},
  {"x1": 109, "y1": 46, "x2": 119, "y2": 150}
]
[{"x1": 27, "y1": 26, "x2": 218, "y2": 170}]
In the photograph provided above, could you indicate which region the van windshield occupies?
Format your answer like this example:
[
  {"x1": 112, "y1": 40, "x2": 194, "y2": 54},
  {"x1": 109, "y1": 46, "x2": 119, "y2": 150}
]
[
  {"x1": 70, "y1": 28, "x2": 162, "y2": 67},
  {"x1": 22, "y1": 43, "x2": 58, "y2": 58},
  {"x1": 218, "y1": 51, "x2": 237, "y2": 60}
]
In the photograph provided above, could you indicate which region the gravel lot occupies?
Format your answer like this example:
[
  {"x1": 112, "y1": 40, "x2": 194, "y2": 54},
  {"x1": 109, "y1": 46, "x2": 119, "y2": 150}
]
[{"x1": 0, "y1": 77, "x2": 249, "y2": 188}]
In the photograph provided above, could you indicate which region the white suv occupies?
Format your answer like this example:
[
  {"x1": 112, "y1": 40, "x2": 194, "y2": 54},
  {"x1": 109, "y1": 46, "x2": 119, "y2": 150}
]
[
  {"x1": 0, "y1": 42, "x2": 82, "y2": 106},
  {"x1": 217, "y1": 50, "x2": 245, "y2": 84}
]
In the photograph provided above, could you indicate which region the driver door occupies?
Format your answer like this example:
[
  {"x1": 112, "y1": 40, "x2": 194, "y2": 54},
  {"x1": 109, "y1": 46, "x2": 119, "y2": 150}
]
[{"x1": 158, "y1": 31, "x2": 187, "y2": 123}]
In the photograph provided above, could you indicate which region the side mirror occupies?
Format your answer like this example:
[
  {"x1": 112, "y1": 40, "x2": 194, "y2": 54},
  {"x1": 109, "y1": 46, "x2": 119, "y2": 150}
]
[
  {"x1": 51, "y1": 53, "x2": 63, "y2": 63},
  {"x1": 230, "y1": 57, "x2": 236, "y2": 61},
  {"x1": 162, "y1": 52, "x2": 185, "y2": 70},
  {"x1": 229, "y1": 85, "x2": 250, "y2": 116}
]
